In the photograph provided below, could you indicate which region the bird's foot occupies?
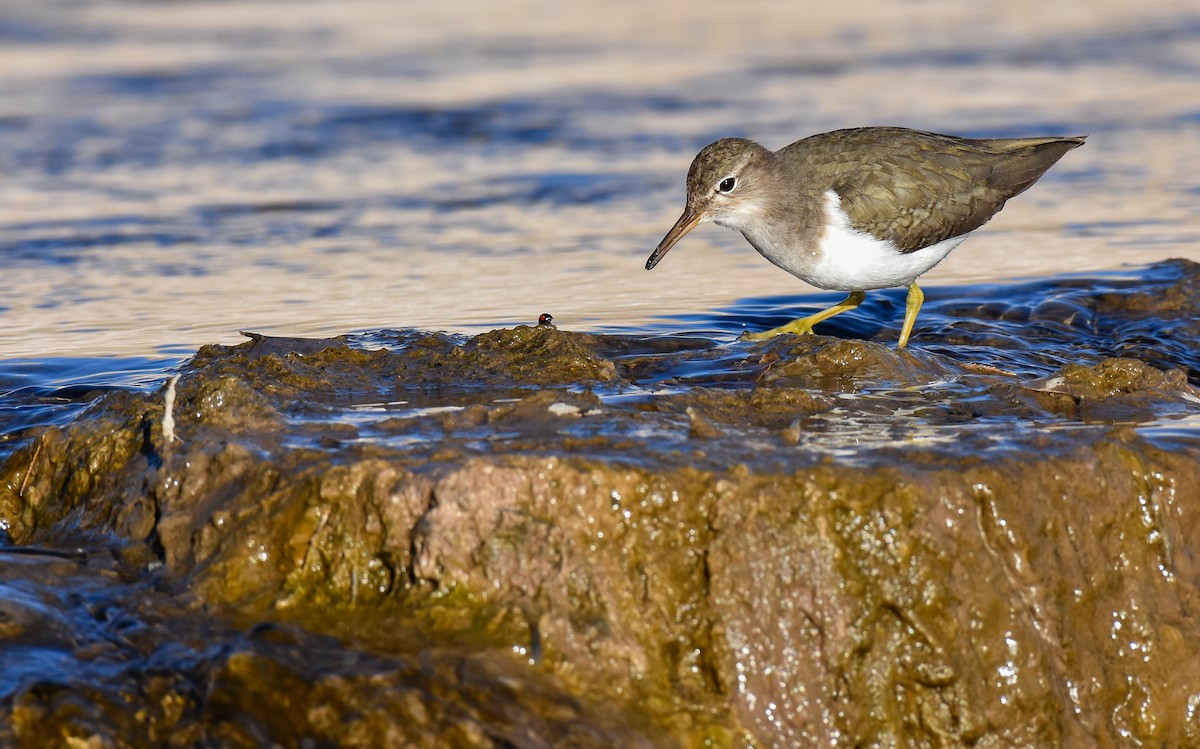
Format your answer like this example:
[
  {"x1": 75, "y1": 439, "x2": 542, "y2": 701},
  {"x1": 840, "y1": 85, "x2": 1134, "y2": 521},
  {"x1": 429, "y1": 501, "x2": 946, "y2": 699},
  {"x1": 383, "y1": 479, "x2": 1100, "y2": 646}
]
[
  {"x1": 739, "y1": 317, "x2": 818, "y2": 341},
  {"x1": 741, "y1": 292, "x2": 866, "y2": 342}
]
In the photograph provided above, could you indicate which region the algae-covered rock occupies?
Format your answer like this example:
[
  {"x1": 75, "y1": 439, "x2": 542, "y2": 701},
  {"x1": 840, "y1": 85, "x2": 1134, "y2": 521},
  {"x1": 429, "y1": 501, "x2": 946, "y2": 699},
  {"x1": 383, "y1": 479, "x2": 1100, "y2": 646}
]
[
  {"x1": 3, "y1": 612, "x2": 668, "y2": 748},
  {"x1": 753, "y1": 336, "x2": 957, "y2": 389},
  {"x1": 394, "y1": 324, "x2": 620, "y2": 387},
  {"x1": 706, "y1": 444, "x2": 1200, "y2": 746},
  {"x1": 1014, "y1": 357, "x2": 1200, "y2": 421},
  {"x1": 1095, "y1": 258, "x2": 1200, "y2": 317},
  {"x1": 2, "y1": 315, "x2": 1199, "y2": 748},
  {"x1": 1, "y1": 390, "x2": 153, "y2": 544}
]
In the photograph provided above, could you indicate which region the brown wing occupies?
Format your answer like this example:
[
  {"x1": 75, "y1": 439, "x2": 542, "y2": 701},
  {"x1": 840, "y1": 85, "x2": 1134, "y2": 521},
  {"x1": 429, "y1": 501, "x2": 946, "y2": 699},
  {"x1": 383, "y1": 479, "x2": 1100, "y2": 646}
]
[{"x1": 784, "y1": 128, "x2": 1085, "y2": 253}]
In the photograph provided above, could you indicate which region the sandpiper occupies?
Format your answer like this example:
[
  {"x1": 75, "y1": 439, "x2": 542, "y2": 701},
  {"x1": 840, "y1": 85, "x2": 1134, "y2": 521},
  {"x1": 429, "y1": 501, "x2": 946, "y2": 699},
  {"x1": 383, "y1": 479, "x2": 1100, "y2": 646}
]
[{"x1": 646, "y1": 127, "x2": 1085, "y2": 346}]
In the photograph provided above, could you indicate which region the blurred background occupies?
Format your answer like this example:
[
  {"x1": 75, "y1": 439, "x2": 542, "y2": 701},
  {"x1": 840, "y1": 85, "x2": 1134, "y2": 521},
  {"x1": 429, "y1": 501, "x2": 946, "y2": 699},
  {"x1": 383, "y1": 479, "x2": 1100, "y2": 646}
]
[{"x1": 0, "y1": 0, "x2": 1198, "y2": 358}]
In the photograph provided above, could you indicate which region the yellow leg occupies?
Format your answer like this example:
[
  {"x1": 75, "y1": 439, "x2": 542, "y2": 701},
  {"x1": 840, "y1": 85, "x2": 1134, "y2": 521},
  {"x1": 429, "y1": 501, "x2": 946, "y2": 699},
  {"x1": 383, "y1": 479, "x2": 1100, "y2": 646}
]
[
  {"x1": 897, "y1": 282, "x2": 923, "y2": 348},
  {"x1": 742, "y1": 291, "x2": 866, "y2": 341}
]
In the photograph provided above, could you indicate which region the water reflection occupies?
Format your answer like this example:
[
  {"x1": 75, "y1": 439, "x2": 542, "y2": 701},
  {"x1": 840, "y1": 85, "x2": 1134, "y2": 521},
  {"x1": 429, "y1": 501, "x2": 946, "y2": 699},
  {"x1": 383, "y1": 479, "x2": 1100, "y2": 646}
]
[{"x1": 0, "y1": 1, "x2": 1197, "y2": 360}]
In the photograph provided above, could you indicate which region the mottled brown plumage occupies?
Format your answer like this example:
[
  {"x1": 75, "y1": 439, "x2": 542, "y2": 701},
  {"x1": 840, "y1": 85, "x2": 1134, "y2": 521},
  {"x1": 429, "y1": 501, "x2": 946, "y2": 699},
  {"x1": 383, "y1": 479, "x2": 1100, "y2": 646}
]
[
  {"x1": 789, "y1": 128, "x2": 1085, "y2": 252},
  {"x1": 646, "y1": 126, "x2": 1085, "y2": 346}
]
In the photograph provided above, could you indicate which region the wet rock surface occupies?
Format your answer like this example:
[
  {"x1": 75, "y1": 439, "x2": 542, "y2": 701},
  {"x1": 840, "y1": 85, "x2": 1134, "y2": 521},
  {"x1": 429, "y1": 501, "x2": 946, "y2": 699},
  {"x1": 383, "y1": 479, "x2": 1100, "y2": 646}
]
[{"x1": 2, "y1": 259, "x2": 1200, "y2": 747}]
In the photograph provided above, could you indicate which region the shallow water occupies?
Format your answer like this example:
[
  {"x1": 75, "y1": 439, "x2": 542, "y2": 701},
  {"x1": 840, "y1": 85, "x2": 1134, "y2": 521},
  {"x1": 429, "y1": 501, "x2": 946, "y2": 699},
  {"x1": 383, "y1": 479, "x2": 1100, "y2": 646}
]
[
  {"x1": 1, "y1": 0, "x2": 1199, "y2": 365},
  {"x1": 2, "y1": 1, "x2": 1200, "y2": 746}
]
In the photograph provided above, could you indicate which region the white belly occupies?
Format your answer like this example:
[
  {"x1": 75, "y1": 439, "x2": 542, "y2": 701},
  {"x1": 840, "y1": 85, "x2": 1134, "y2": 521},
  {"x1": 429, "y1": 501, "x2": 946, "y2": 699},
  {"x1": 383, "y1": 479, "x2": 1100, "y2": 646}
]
[{"x1": 748, "y1": 190, "x2": 966, "y2": 291}]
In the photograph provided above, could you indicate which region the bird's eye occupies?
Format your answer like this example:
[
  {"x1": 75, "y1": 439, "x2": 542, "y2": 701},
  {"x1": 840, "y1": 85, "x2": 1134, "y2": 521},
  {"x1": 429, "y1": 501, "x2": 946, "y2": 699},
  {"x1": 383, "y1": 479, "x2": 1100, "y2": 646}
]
[{"x1": 717, "y1": 177, "x2": 737, "y2": 193}]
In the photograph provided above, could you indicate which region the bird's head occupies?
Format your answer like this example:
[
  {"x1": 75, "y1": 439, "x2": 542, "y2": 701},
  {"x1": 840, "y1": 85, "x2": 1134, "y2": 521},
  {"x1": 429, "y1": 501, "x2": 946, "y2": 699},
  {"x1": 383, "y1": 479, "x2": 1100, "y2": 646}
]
[{"x1": 646, "y1": 138, "x2": 775, "y2": 270}]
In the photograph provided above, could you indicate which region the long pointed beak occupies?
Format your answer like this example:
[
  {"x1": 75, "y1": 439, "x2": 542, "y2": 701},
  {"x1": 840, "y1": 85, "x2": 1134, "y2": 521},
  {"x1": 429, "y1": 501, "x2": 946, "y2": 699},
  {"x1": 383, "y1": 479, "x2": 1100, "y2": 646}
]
[{"x1": 645, "y1": 209, "x2": 703, "y2": 270}]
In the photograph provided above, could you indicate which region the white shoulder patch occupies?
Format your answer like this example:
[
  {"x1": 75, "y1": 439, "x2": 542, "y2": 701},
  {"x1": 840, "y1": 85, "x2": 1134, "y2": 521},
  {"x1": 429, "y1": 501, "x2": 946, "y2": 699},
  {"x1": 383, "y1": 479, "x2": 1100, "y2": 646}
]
[{"x1": 804, "y1": 191, "x2": 965, "y2": 290}]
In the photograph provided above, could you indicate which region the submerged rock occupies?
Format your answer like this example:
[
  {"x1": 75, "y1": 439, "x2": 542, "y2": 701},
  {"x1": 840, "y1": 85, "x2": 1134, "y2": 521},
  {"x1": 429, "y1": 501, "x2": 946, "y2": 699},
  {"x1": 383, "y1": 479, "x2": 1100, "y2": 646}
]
[{"x1": 2, "y1": 261, "x2": 1200, "y2": 747}]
